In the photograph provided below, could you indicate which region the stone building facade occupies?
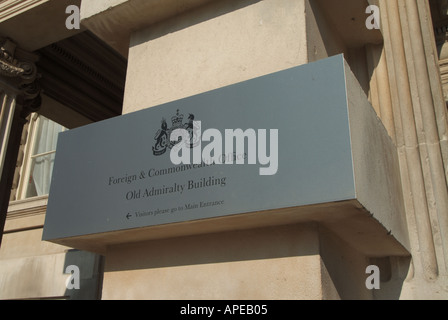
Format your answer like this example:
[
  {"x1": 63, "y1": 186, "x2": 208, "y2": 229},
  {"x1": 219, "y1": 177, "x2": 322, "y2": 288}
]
[{"x1": 0, "y1": 0, "x2": 447, "y2": 300}]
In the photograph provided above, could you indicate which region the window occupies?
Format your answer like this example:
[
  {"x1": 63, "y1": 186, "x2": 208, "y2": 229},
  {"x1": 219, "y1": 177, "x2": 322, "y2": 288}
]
[{"x1": 17, "y1": 114, "x2": 67, "y2": 200}]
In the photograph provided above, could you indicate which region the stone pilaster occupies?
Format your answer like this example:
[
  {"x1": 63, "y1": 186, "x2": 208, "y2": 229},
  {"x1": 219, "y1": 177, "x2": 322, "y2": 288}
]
[
  {"x1": 379, "y1": 0, "x2": 448, "y2": 298},
  {"x1": 0, "y1": 37, "x2": 41, "y2": 247}
]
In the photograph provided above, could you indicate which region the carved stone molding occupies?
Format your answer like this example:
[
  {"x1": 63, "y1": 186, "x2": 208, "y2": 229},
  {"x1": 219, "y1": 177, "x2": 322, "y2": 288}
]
[
  {"x1": 0, "y1": 37, "x2": 41, "y2": 109},
  {"x1": 0, "y1": 38, "x2": 25, "y2": 77},
  {"x1": 0, "y1": 38, "x2": 36, "y2": 78}
]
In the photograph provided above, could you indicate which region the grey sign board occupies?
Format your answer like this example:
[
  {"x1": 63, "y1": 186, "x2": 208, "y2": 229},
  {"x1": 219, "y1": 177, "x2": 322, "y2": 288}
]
[{"x1": 43, "y1": 55, "x2": 357, "y2": 242}]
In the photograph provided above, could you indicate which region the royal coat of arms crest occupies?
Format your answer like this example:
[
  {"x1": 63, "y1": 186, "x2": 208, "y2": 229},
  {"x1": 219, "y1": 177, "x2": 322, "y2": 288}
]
[{"x1": 152, "y1": 109, "x2": 200, "y2": 156}]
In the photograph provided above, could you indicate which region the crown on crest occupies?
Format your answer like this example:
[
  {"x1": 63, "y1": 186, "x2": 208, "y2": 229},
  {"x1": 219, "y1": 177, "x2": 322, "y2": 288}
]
[{"x1": 171, "y1": 109, "x2": 184, "y2": 128}]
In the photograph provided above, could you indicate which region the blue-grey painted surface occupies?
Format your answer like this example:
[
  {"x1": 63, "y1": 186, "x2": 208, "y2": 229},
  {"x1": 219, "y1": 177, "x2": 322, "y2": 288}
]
[{"x1": 43, "y1": 54, "x2": 355, "y2": 241}]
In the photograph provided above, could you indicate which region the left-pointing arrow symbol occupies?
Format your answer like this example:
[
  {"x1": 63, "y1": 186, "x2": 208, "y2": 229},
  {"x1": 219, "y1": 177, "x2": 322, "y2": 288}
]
[{"x1": 126, "y1": 213, "x2": 132, "y2": 220}]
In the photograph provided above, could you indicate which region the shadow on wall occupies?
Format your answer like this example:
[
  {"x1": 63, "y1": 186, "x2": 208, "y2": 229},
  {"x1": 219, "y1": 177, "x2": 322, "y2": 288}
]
[
  {"x1": 307, "y1": 0, "x2": 383, "y2": 98},
  {"x1": 104, "y1": 223, "x2": 319, "y2": 273},
  {"x1": 131, "y1": 0, "x2": 263, "y2": 47},
  {"x1": 100, "y1": 223, "x2": 410, "y2": 300},
  {"x1": 63, "y1": 249, "x2": 104, "y2": 300},
  {"x1": 319, "y1": 226, "x2": 411, "y2": 300}
]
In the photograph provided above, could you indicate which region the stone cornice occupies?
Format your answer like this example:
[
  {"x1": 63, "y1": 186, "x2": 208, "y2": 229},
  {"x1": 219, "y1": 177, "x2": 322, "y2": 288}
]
[
  {"x1": 36, "y1": 31, "x2": 126, "y2": 121},
  {"x1": 0, "y1": 0, "x2": 48, "y2": 23}
]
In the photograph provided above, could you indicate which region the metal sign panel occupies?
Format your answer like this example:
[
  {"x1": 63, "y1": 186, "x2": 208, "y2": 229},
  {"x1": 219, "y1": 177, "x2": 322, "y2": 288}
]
[{"x1": 43, "y1": 54, "x2": 355, "y2": 241}]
